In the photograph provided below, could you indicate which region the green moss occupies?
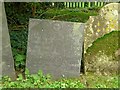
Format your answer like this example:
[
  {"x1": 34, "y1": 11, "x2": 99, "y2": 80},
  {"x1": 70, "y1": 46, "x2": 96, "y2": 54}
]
[
  {"x1": 84, "y1": 72, "x2": 118, "y2": 88},
  {"x1": 36, "y1": 8, "x2": 98, "y2": 23},
  {"x1": 86, "y1": 31, "x2": 120, "y2": 60}
]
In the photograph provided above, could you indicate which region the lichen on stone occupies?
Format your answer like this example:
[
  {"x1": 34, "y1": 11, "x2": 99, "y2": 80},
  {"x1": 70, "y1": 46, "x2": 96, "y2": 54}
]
[
  {"x1": 84, "y1": 3, "x2": 120, "y2": 52},
  {"x1": 86, "y1": 52, "x2": 118, "y2": 75}
]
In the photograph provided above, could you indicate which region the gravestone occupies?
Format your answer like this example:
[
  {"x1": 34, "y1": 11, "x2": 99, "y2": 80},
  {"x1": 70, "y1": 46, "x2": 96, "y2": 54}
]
[
  {"x1": 0, "y1": 2, "x2": 2, "y2": 79},
  {"x1": 26, "y1": 19, "x2": 85, "y2": 79},
  {"x1": 84, "y1": 3, "x2": 120, "y2": 74},
  {"x1": 84, "y1": 3, "x2": 120, "y2": 52},
  {"x1": 0, "y1": 3, "x2": 15, "y2": 79}
]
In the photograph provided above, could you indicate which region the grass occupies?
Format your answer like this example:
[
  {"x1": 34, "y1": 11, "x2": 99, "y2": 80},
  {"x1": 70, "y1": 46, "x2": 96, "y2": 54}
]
[
  {"x1": 1, "y1": 70, "x2": 118, "y2": 88},
  {"x1": 79, "y1": 72, "x2": 118, "y2": 88}
]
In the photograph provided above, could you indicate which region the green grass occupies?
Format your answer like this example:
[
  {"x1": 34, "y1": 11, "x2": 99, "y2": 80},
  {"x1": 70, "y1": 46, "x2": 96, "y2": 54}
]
[
  {"x1": 79, "y1": 72, "x2": 118, "y2": 88},
  {"x1": 1, "y1": 70, "x2": 118, "y2": 88}
]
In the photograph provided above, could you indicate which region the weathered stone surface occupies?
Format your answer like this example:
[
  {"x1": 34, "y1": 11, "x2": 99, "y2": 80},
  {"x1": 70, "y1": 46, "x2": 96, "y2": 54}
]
[
  {"x1": 84, "y1": 3, "x2": 120, "y2": 74},
  {"x1": 0, "y1": 2, "x2": 2, "y2": 79},
  {"x1": 84, "y1": 3, "x2": 120, "y2": 52},
  {"x1": 86, "y1": 52, "x2": 118, "y2": 75},
  {"x1": 26, "y1": 19, "x2": 85, "y2": 79},
  {"x1": 115, "y1": 48, "x2": 120, "y2": 57},
  {"x1": 0, "y1": 3, "x2": 15, "y2": 79}
]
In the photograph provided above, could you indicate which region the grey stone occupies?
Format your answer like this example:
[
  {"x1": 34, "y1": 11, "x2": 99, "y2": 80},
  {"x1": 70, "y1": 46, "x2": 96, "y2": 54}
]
[
  {"x1": 0, "y1": 2, "x2": 15, "y2": 80},
  {"x1": 26, "y1": 19, "x2": 85, "y2": 79}
]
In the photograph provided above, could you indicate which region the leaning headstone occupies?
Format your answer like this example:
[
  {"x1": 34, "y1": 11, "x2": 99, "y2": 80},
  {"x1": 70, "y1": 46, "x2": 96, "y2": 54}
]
[
  {"x1": 0, "y1": 2, "x2": 15, "y2": 80},
  {"x1": 27, "y1": 19, "x2": 85, "y2": 79},
  {"x1": 84, "y1": 3, "x2": 120, "y2": 52}
]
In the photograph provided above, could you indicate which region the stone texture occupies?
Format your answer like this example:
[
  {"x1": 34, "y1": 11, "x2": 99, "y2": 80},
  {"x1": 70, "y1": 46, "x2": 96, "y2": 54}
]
[
  {"x1": 0, "y1": 3, "x2": 15, "y2": 79},
  {"x1": 84, "y1": 3, "x2": 120, "y2": 52},
  {"x1": 26, "y1": 19, "x2": 85, "y2": 79},
  {"x1": 0, "y1": 2, "x2": 2, "y2": 79},
  {"x1": 84, "y1": 3, "x2": 120, "y2": 74},
  {"x1": 86, "y1": 52, "x2": 118, "y2": 75}
]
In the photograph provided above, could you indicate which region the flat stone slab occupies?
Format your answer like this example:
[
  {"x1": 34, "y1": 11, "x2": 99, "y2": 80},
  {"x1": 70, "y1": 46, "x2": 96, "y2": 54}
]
[
  {"x1": 26, "y1": 19, "x2": 85, "y2": 79},
  {"x1": 0, "y1": 3, "x2": 15, "y2": 80}
]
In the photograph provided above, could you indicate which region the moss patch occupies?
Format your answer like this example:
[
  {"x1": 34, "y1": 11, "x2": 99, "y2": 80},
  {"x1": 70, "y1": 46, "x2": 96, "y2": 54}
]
[
  {"x1": 36, "y1": 8, "x2": 98, "y2": 23},
  {"x1": 86, "y1": 31, "x2": 119, "y2": 58},
  {"x1": 85, "y1": 31, "x2": 119, "y2": 74}
]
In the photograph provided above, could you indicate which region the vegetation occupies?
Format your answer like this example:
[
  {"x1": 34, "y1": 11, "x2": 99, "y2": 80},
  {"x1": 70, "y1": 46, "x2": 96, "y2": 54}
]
[
  {"x1": 7, "y1": 30, "x2": 119, "y2": 88},
  {"x1": 36, "y1": 8, "x2": 99, "y2": 23},
  {"x1": 10, "y1": 29, "x2": 28, "y2": 72},
  {"x1": 85, "y1": 31, "x2": 119, "y2": 75},
  {"x1": 1, "y1": 2, "x2": 119, "y2": 88},
  {"x1": 86, "y1": 31, "x2": 120, "y2": 60},
  {"x1": 8, "y1": 4, "x2": 100, "y2": 72},
  {"x1": 1, "y1": 70, "x2": 118, "y2": 88}
]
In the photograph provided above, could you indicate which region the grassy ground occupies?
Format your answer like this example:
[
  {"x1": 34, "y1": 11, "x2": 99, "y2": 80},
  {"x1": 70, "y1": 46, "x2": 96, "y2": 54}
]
[
  {"x1": 1, "y1": 71, "x2": 118, "y2": 88},
  {"x1": 79, "y1": 72, "x2": 118, "y2": 88}
]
